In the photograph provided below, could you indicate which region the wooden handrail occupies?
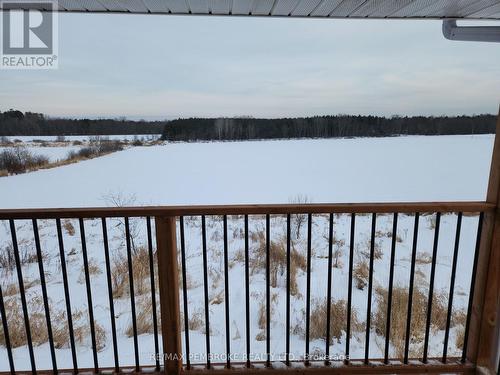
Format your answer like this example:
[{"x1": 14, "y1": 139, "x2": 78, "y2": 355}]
[
  {"x1": 0, "y1": 358, "x2": 477, "y2": 375},
  {"x1": 0, "y1": 201, "x2": 493, "y2": 219}
]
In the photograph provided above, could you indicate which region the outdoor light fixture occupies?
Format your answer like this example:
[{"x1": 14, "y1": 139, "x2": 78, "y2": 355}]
[{"x1": 442, "y1": 20, "x2": 500, "y2": 43}]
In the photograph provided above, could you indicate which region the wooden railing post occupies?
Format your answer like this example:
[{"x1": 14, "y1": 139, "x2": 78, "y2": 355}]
[
  {"x1": 467, "y1": 108, "x2": 500, "y2": 374},
  {"x1": 156, "y1": 216, "x2": 182, "y2": 375}
]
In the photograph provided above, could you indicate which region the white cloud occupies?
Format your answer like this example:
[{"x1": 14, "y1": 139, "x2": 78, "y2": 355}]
[{"x1": 0, "y1": 15, "x2": 499, "y2": 118}]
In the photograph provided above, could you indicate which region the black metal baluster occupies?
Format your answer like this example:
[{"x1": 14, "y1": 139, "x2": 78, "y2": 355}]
[
  {"x1": 56, "y1": 219, "x2": 78, "y2": 371},
  {"x1": 497, "y1": 348, "x2": 500, "y2": 375},
  {"x1": 325, "y1": 213, "x2": 334, "y2": 364},
  {"x1": 305, "y1": 213, "x2": 312, "y2": 366},
  {"x1": 384, "y1": 213, "x2": 398, "y2": 364},
  {"x1": 146, "y1": 216, "x2": 160, "y2": 371},
  {"x1": 102, "y1": 218, "x2": 119, "y2": 372},
  {"x1": 179, "y1": 217, "x2": 191, "y2": 370},
  {"x1": 201, "y1": 215, "x2": 211, "y2": 369},
  {"x1": 404, "y1": 213, "x2": 419, "y2": 364},
  {"x1": 443, "y1": 212, "x2": 462, "y2": 362},
  {"x1": 223, "y1": 215, "x2": 231, "y2": 368},
  {"x1": 0, "y1": 283, "x2": 15, "y2": 374},
  {"x1": 32, "y1": 219, "x2": 57, "y2": 373},
  {"x1": 423, "y1": 212, "x2": 441, "y2": 363},
  {"x1": 286, "y1": 214, "x2": 291, "y2": 366},
  {"x1": 125, "y1": 217, "x2": 140, "y2": 371},
  {"x1": 462, "y1": 212, "x2": 484, "y2": 363},
  {"x1": 266, "y1": 214, "x2": 271, "y2": 367},
  {"x1": 364, "y1": 213, "x2": 376, "y2": 364},
  {"x1": 244, "y1": 215, "x2": 251, "y2": 368},
  {"x1": 346, "y1": 213, "x2": 355, "y2": 364},
  {"x1": 9, "y1": 219, "x2": 36, "y2": 374},
  {"x1": 78, "y1": 218, "x2": 99, "y2": 372}
]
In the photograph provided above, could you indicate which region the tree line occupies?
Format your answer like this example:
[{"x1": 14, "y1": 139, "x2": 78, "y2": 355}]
[
  {"x1": 161, "y1": 115, "x2": 497, "y2": 141},
  {"x1": 0, "y1": 110, "x2": 165, "y2": 136},
  {"x1": 2, "y1": 110, "x2": 497, "y2": 140}
]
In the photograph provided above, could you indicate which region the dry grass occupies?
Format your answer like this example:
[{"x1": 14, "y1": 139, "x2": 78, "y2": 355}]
[
  {"x1": 2, "y1": 282, "x2": 19, "y2": 297},
  {"x1": 180, "y1": 309, "x2": 210, "y2": 335},
  {"x1": 258, "y1": 300, "x2": 266, "y2": 330},
  {"x1": 63, "y1": 219, "x2": 75, "y2": 236},
  {"x1": 125, "y1": 298, "x2": 156, "y2": 337},
  {"x1": 0, "y1": 245, "x2": 15, "y2": 271},
  {"x1": 358, "y1": 240, "x2": 383, "y2": 261},
  {"x1": 309, "y1": 298, "x2": 361, "y2": 344},
  {"x1": 0, "y1": 242, "x2": 45, "y2": 272},
  {"x1": 354, "y1": 260, "x2": 369, "y2": 290},
  {"x1": 112, "y1": 246, "x2": 152, "y2": 298},
  {"x1": 184, "y1": 273, "x2": 201, "y2": 290},
  {"x1": 88, "y1": 259, "x2": 102, "y2": 275},
  {"x1": 428, "y1": 216, "x2": 437, "y2": 230},
  {"x1": 232, "y1": 227, "x2": 244, "y2": 240},
  {"x1": 430, "y1": 291, "x2": 449, "y2": 332},
  {"x1": 30, "y1": 143, "x2": 124, "y2": 174},
  {"x1": 78, "y1": 258, "x2": 102, "y2": 284},
  {"x1": 415, "y1": 252, "x2": 433, "y2": 264},
  {"x1": 0, "y1": 298, "x2": 29, "y2": 347},
  {"x1": 22, "y1": 296, "x2": 51, "y2": 346},
  {"x1": 455, "y1": 325, "x2": 465, "y2": 349},
  {"x1": 256, "y1": 295, "x2": 278, "y2": 334},
  {"x1": 58, "y1": 309, "x2": 106, "y2": 351},
  {"x1": 112, "y1": 253, "x2": 129, "y2": 298},
  {"x1": 250, "y1": 231, "x2": 306, "y2": 295},
  {"x1": 51, "y1": 310, "x2": 73, "y2": 349},
  {"x1": 211, "y1": 228, "x2": 225, "y2": 242},
  {"x1": 0, "y1": 146, "x2": 50, "y2": 174},
  {"x1": 330, "y1": 234, "x2": 345, "y2": 268},
  {"x1": 210, "y1": 290, "x2": 224, "y2": 305},
  {"x1": 452, "y1": 310, "x2": 466, "y2": 327},
  {"x1": 373, "y1": 286, "x2": 411, "y2": 357},
  {"x1": 0, "y1": 169, "x2": 8, "y2": 177},
  {"x1": 186, "y1": 310, "x2": 204, "y2": 332},
  {"x1": 375, "y1": 230, "x2": 403, "y2": 243},
  {"x1": 255, "y1": 331, "x2": 266, "y2": 341},
  {"x1": 0, "y1": 297, "x2": 106, "y2": 352},
  {"x1": 74, "y1": 322, "x2": 106, "y2": 352},
  {"x1": 373, "y1": 285, "x2": 462, "y2": 358},
  {"x1": 1, "y1": 279, "x2": 40, "y2": 297},
  {"x1": 375, "y1": 230, "x2": 391, "y2": 238}
]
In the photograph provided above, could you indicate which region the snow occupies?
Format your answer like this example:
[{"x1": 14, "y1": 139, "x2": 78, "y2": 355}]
[
  {"x1": 0, "y1": 146, "x2": 83, "y2": 162},
  {"x1": 0, "y1": 135, "x2": 494, "y2": 371},
  {"x1": 0, "y1": 135, "x2": 494, "y2": 209},
  {"x1": 3, "y1": 135, "x2": 161, "y2": 143}
]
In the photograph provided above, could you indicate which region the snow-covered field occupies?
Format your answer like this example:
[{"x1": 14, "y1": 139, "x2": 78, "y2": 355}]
[
  {"x1": 0, "y1": 135, "x2": 494, "y2": 208},
  {"x1": 0, "y1": 135, "x2": 494, "y2": 371},
  {"x1": 3, "y1": 135, "x2": 161, "y2": 143}
]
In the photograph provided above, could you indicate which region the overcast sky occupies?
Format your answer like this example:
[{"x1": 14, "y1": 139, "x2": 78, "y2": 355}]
[{"x1": 1, "y1": 14, "x2": 499, "y2": 119}]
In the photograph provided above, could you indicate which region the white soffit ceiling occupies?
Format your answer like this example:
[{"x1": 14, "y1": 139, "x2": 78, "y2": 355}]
[{"x1": 1, "y1": 0, "x2": 500, "y2": 19}]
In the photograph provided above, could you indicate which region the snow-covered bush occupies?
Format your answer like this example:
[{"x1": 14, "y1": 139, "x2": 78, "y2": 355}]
[{"x1": 0, "y1": 146, "x2": 49, "y2": 174}]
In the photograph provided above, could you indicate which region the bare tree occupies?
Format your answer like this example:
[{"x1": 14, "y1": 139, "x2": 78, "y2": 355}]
[
  {"x1": 289, "y1": 194, "x2": 312, "y2": 240},
  {"x1": 332, "y1": 236, "x2": 345, "y2": 268},
  {"x1": 102, "y1": 191, "x2": 141, "y2": 254}
]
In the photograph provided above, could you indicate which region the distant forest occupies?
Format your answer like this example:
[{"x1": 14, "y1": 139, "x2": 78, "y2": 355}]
[
  {"x1": 0, "y1": 110, "x2": 165, "y2": 136},
  {"x1": 1, "y1": 110, "x2": 497, "y2": 140},
  {"x1": 161, "y1": 115, "x2": 497, "y2": 141}
]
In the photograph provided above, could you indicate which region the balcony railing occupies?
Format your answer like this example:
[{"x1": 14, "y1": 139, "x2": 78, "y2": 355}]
[{"x1": 0, "y1": 201, "x2": 498, "y2": 375}]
